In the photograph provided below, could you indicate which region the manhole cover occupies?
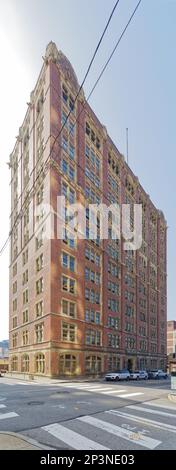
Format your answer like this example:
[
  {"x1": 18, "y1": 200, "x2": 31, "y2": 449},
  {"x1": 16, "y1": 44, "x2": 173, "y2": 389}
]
[
  {"x1": 56, "y1": 390, "x2": 70, "y2": 394},
  {"x1": 27, "y1": 401, "x2": 44, "y2": 405}
]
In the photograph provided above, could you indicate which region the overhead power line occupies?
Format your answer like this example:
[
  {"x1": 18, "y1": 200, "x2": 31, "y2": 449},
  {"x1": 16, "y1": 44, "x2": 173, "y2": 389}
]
[{"x1": 0, "y1": 0, "x2": 142, "y2": 257}]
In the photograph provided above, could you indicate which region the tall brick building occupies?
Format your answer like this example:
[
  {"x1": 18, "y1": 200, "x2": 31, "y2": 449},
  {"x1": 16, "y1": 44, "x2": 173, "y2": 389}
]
[
  {"x1": 9, "y1": 42, "x2": 167, "y2": 377},
  {"x1": 167, "y1": 321, "x2": 176, "y2": 355}
]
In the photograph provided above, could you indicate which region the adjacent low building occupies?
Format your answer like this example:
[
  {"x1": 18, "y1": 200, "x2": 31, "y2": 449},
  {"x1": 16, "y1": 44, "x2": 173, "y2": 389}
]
[{"x1": 9, "y1": 42, "x2": 167, "y2": 377}]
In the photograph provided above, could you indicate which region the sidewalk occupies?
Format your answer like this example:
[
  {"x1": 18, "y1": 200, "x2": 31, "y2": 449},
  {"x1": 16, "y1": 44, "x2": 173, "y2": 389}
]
[
  {"x1": 0, "y1": 432, "x2": 51, "y2": 450},
  {"x1": 4, "y1": 372, "x2": 103, "y2": 384}
]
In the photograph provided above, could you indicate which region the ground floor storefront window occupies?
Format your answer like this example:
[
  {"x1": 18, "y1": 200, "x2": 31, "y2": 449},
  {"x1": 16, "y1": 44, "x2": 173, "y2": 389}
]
[
  {"x1": 21, "y1": 354, "x2": 30, "y2": 372},
  {"x1": 107, "y1": 355, "x2": 120, "y2": 371},
  {"x1": 11, "y1": 356, "x2": 18, "y2": 371},
  {"x1": 35, "y1": 353, "x2": 45, "y2": 374},
  {"x1": 85, "y1": 355, "x2": 102, "y2": 374},
  {"x1": 59, "y1": 354, "x2": 77, "y2": 375}
]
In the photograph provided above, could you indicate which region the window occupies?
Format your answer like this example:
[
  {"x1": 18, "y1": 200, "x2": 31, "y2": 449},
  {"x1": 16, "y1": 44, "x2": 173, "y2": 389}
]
[
  {"x1": 61, "y1": 299, "x2": 76, "y2": 318},
  {"x1": 12, "y1": 316, "x2": 17, "y2": 329},
  {"x1": 69, "y1": 120, "x2": 75, "y2": 137},
  {"x1": 62, "y1": 252, "x2": 75, "y2": 272},
  {"x1": 35, "y1": 323, "x2": 44, "y2": 343},
  {"x1": 62, "y1": 85, "x2": 68, "y2": 103},
  {"x1": 36, "y1": 277, "x2": 43, "y2": 295},
  {"x1": 59, "y1": 354, "x2": 77, "y2": 375},
  {"x1": 61, "y1": 182, "x2": 75, "y2": 204},
  {"x1": 85, "y1": 329, "x2": 101, "y2": 346},
  {"x1": 61, "y1": 159, "x2": 75, "y2": 182},
  {"x1": 108, "y1": 316, "x2": 119, "y2": 330},
  {"x1": 22, "y1": 249, "x2": 28, "y2": 266},
  {"x1": 12, "y1": 333, "x2": 18, "y2": 348},
  {"x1": 108, "y1": 355, "x2": 120, "y2": 372},
  {"x1": 21, "y1": 354, "x2": 29, "y2": 373},
  {"x1": 125, "y1": 322, "x2": 134, "y2": 333},
  {"x1": 13, "y1": 281, "x2": 17, "y2": 294},
  {"x1": 62, "y1": 322, "x2": 76, "y2": 342},
  {"x1": 36, "y1": 227, "x2": 45, "y2": 250},
  {"x1": 13, "y1": 298, "x2": 17, "y2": 312},
  {"x1": 62, "y1": 276, "x2": 76, "y2": 294},
  {"x1": 36, "y1": 254, "x2": 44, "y2": 272},
  {"x1": 62, "y1": 228, "x2": 76, "y2": 248},
  {"x1": 22, "y1": 269, "x2": 28, "y2": 285},
  {"x1": 85, "y1": 356, "x2": 101, "y2": 374},
  {"x1": 69, "y1": 143, "x2": 75, "y2": 160},
  {"x1": 11, "y1": 356, "x2": 18, "y2": 371},
  {"x1": 23, "y1": 309, "x2": 29, "y2": 324},
  {"x1": 36, "y1": 300, "x2": 43, "y2": 318},
  {"x1": 22, "y1": 330, "x2": 29, "y2": 346},
  {"x1": 85, "y1": 310, "x2": 100, "y2": 324},
  {"x1": 125, "y1": 337, "x2": 136, "y2": 350},
  {"x1": 35, "y1": 353, "x2": 45, "y2": 373},
  {"x1": 108, "y1": 299, "x2": 119, "y2": 312},
  {"x1": 108, "y1": 334, "x2": 120, "y2": 348},
  {"x1": 23, "y1": 289, "x2": 28, "y2": 305},
  {"x1": 13, "y1": 263, "x2": 17, "y2": 277}
]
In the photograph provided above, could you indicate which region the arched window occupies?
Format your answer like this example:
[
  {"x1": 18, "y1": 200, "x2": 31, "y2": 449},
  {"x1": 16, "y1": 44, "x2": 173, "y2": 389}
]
[
  {"x1": 21, "y1": 354, "x2": 29, "y2": 373},
  {"x1": 11, "y1": 356, "x2": 18, "y2": 371},
  {"x1": 85, "y1": 356, "x2": 101, "y2": 374},
  {"x1": 35, "y1": 353, "x2": 45, "y2": 374},
  {"x1": 59, "y1": 354, "x2": 76, "y2": 375}
]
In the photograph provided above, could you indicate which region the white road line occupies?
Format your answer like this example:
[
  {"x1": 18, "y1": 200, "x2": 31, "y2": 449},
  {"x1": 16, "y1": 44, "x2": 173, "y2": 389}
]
[
  {"x1": 87, "y1": 387, "x2": 114, "y2": 392},
  {"x1": 0, "y1": 412, "x2": 19, "y2": 420},
  {"x1": 101, "y1": 389, "x2": 126, "y2": 395},
  {"x1": 0, "y1": 404, "x2": 6, "y2": 409},
  {"x1": 63, "y1": 384, "x2": 100, "y2": 389},
  {"x1": 42, "y1": 423, "x2": 110, "y2": 450},
  {"x1": 117, "y1": 392, "x2": 144, "y2": 398},
  {"x1": 78, "y1": 416, "x2": 161, "y2": 450},
  {"x1": 144, "y1": 401, "x2": 176, "y2": 412},
  {"x1": 106, "y1": 410, "x2": 176, "y2": 434},
  {"x1": 127, "y1": 405, "x2": 176, "y2": 418}
]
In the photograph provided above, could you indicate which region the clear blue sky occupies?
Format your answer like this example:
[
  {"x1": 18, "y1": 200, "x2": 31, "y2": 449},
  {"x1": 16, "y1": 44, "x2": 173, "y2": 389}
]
[{"x1": 0, "y1": 0, "x2": 175, "y2": 339}]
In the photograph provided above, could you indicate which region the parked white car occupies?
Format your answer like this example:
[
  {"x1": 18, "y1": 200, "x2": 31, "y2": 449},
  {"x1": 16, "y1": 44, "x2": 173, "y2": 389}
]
[
  {"x1": 129, "y1": 371, "x2": 140, "y2": 380},
  {"x1": 148, "y1": 369, "x2": 167, "y2": 379},
  {"x1": 138, "y1": 370, "x2": 148, "y2": 380},
  {"x1": 105, "y1": 370, "x2": 130, "y2": 381}
]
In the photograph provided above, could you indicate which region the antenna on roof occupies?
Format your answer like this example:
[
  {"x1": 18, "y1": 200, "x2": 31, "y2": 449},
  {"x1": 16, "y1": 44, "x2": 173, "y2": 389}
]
[{"x1": 126, "y1": 127, "x2": 129, "y2": 165}]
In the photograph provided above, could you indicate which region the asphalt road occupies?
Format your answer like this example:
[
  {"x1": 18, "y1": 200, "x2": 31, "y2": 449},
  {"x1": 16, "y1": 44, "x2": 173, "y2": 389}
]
[{"x1": 0, "y1": 376, "x2": 176, "y2": 450}]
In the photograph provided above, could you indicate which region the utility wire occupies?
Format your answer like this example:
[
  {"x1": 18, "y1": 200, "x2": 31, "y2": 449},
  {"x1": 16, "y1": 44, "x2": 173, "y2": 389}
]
[{"x1": 0, "y1": 0, "x2": 142, "y2": 257}]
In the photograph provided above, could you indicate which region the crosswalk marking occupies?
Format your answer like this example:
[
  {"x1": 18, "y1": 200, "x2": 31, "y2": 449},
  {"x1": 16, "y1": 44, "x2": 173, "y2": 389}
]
[
  {"x1": 87, "y1": 387, "x2": 114, "y2": 392},
  {"x1": 0, "y1": 402, "x2": 19, "y2": 420},
  {"x1": 78, "y1": 416, "x2": 161, "y2": 449},
  {"x1": 42, "y1": 423, "x2": 110, "y2": 450},
  {"x1": 44, "y1": 382, "x2": 147, "y2": 400},
  {"x1": 107, "y1": 409, "x2": 176, "y2": 434},
  {"x1": 144, "y1": 401, "x2": 176, "y2": 411},
  {"x1": 127, "y1": 404, "x2": 176, "y2": 418},
  {"x1": 117, "y1": 392, "x2": 143, "y2": 398},
  {"x1": 101, "y1": 389, "x2": 126, "y2": 395}
]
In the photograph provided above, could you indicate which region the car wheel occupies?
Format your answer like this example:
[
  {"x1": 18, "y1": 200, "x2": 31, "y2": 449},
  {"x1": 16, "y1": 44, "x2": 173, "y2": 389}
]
[{"x1": 115, "y1": 376, "x2": 119, "y2": 381}]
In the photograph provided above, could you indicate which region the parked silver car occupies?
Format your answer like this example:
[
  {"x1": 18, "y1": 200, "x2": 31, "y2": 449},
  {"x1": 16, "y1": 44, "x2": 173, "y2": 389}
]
[
  {"x1": 138, "y1": 370, "x2": 148, "y2": 380},
  {"x1": 105, "y1": 369, "x2": 130, "y2": 381},
  {"x1": 129, "y1": 371, "x2": 140, "y2": 380},
  {"x1": 148, "y1": 369, "x2": 167, "y2": 379}
]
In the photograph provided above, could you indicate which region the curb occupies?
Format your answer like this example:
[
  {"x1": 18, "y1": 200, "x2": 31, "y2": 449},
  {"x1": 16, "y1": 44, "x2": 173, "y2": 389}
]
[{"x1": 0, "y1": 431, "x2": 53, "y2": 450}]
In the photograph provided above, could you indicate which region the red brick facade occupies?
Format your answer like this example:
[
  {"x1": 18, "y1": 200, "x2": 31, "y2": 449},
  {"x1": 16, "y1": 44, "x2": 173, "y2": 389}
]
[{"x1": 9, "y1": 42, "x2": 167, "y2": 377}]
